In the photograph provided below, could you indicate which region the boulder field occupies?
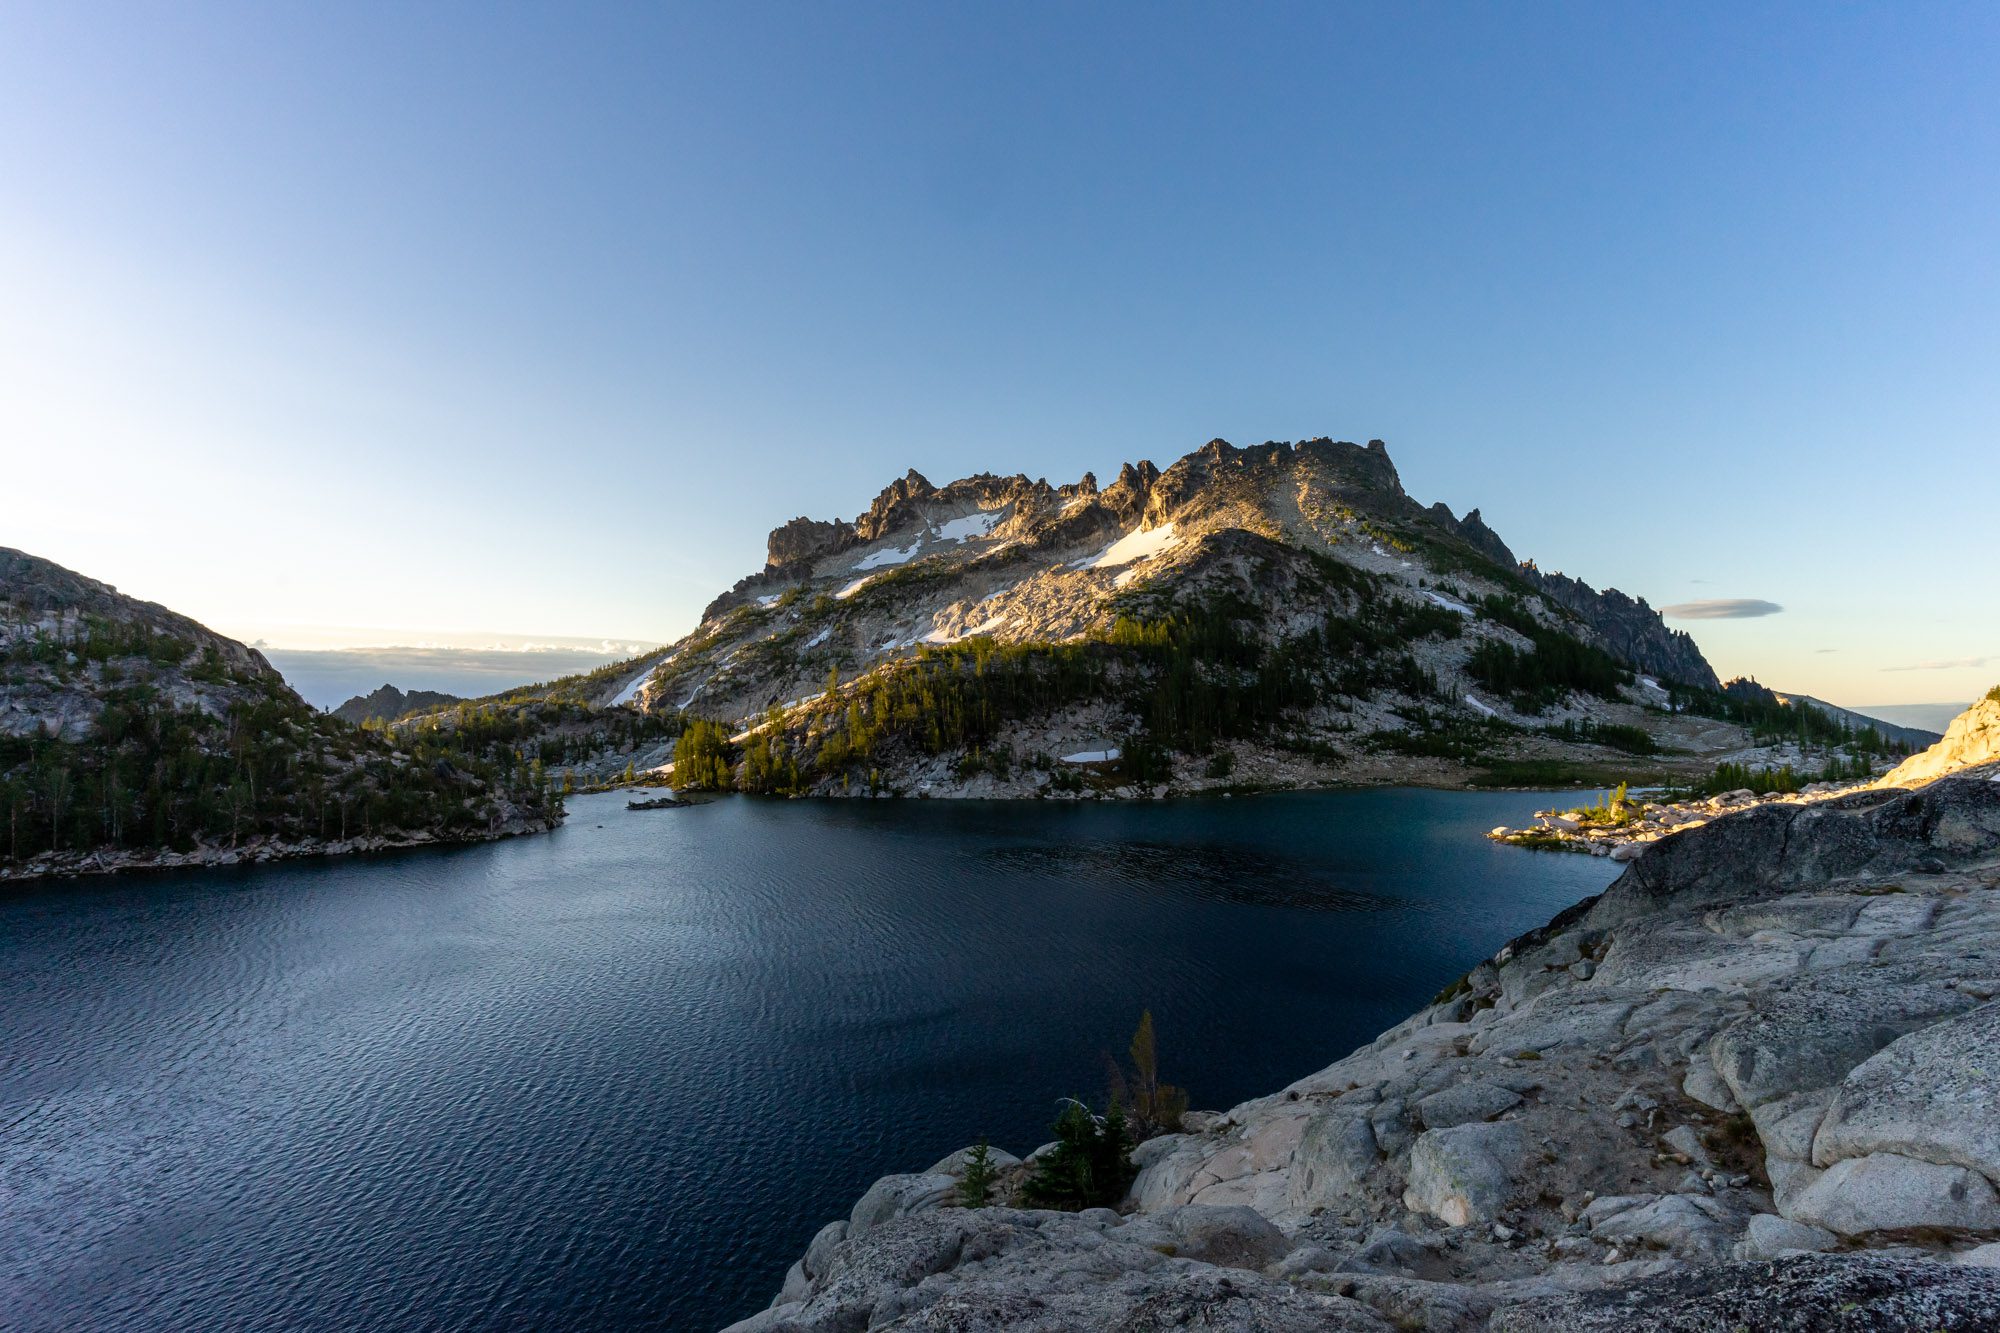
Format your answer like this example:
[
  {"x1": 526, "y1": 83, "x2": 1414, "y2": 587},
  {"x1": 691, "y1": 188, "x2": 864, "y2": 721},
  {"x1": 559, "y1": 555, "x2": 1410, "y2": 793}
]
[{"x1": 725, "y1": 766, "x2": 2000, "y2": 1331}]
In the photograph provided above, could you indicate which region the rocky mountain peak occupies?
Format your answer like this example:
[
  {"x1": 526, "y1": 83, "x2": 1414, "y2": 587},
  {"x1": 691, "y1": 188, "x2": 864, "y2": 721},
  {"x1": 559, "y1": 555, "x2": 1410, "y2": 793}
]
[
  {"x1": 1457, "y1": 507, "x2": 1518, "y2": 567},
  {"x1": 854, "y1": 468, "x2": 939, "y2": 541},
  {"x1": 331, "y1": 683, "x2": 466, "y2": 727},
  {"x1": 652, "y1": 434, "x2": 1749, "y2": 800},
  {"x1": 1423, "y1": 501, "x2": 1520, "y2": 568},
  {"x1": 758, "y1": 438, "x2": 1420, "y2": 592},
  {"x1": 1089, "y1": 460, "x2": 1152, "y2": 520}
]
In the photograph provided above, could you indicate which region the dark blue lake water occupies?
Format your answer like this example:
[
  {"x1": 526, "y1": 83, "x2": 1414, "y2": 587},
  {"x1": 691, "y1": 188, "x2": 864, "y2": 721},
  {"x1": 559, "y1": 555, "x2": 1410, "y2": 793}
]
[{"x1": 0, "y1": 788, "x2": 1616, "y2": 1331}]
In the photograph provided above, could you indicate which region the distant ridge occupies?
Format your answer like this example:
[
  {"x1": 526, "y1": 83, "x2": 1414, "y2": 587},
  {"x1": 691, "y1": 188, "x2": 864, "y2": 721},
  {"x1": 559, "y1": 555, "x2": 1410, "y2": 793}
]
[
  {"x1": 332, "y1": 683, "x2": 464, "y2": 726},
  {"x1": 1772, "y1": 691, "x2": 1943, "y2": 750}
]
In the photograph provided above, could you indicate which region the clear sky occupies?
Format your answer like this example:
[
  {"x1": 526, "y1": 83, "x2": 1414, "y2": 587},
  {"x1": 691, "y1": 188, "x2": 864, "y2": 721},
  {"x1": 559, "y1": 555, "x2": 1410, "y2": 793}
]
[{"x1": 3, "y1": 2, "x2": 1995, "y2": 709}]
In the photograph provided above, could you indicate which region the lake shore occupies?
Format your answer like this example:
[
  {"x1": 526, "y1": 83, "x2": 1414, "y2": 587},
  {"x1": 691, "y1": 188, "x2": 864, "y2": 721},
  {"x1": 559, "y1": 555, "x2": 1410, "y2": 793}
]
[
  {"x1": 1483, "y1": 779, "x2": 1872, "y2": 861},
  {"x1": 0, "y1": 812, "x2": 561, "y2": 884},
  {"x1": 0, "y1": 787, "x2": 1612, "y2": 1332},
  {"x1": 732, "y1": 771, "x2": 2000, "y2": 1331}
]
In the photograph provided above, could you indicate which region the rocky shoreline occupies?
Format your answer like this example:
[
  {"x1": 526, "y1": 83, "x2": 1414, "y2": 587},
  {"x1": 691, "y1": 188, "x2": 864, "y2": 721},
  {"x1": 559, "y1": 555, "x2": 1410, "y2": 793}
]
[
  {"x1": 1485, "y1": 781, "x2": 1867, "y2": 862},
  {"x1": 1486, "y1": 700, "x2": 2000, "y2": 865},
  {"x1": 0, "y1": 812, "x2": 562, "y2": 884},
  {"x1": 725, "y1": 764, "x2": 2000, "y2": 1331}
]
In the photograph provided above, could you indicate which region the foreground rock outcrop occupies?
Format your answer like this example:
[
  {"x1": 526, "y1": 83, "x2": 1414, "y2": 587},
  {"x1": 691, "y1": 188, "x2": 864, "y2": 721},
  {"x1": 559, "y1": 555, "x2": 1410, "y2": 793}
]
[
  {"x1": 728, "y1": 767, "x2": 2000, "y2": 1330},
  {"x1": 1879, "y1": 694, "x2": 2000, "y2": 790}
]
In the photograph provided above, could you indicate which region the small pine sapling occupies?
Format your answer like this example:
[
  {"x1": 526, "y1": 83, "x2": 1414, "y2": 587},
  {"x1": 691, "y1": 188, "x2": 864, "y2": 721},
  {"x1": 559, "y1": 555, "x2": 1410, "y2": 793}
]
[{"x1": 958, "y1": 1137, "x2": 998, "y2": 1207}]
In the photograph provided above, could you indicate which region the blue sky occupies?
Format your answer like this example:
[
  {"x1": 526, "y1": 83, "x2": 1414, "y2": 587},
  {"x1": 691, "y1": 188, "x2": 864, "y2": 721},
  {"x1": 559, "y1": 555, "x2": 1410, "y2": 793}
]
[{"x1": 3, "y1": 3, "x2": 1995, "y2": 709}]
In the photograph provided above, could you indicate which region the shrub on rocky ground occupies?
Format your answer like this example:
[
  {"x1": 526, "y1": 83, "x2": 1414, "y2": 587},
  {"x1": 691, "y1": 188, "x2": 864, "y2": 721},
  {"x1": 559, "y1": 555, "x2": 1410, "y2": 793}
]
[{"x1": 1020, "y1": 1098, "x2": 1135, "y2": 1210}]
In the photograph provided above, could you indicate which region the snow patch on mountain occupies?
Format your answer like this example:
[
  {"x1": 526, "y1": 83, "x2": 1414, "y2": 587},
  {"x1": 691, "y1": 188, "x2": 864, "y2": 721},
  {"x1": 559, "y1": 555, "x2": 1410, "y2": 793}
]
[
  {"x1": 1061, "y1": 747, "x2": 1121, "y2": 763},
  {"x1": 1423, "y1": 590, "x2": 1475, "y2": 615},
  {"x1": 853, "y1": 542, "x2": 921, "y2": 571},
  {"x1": 933, "y1": 510, "x2": 1002, "y2": 542},
  {"x1": 1085, "y1": 522, "x2": 1179, "y2": 571},
  {"x1": 923, "y1": 614, "x2": 1012, "y2": 645},
  {"x1": 610, "y1": 664, "x2": 654, "y2": 706}
]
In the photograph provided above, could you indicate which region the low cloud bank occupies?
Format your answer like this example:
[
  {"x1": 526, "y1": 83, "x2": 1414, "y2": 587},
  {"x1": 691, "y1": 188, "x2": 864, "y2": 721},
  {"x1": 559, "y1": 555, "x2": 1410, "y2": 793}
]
[{"x1": 267, "y1": 646, "x2": 650, "y2": 710}]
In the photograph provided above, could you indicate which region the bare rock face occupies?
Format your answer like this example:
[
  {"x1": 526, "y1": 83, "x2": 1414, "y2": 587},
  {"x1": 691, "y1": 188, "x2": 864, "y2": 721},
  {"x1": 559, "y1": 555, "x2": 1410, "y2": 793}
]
[
  {"x1": 766, "y1": 516, "x2": 858, "y2": 570},
  {"x1": 854, "y1": 469, "x2": 938, "y2": 542},
  {"x1": 1786, "y1": 1153, "x2": 2000, "y2": 1235},
  {"x1": 1428, "y1": 502, "x2": 1520, "y2": 571},
  {"x1": 1490, "y1": 1254, "x2": 2000, "y2": 1332},
  {"x1": 1415, "y1": 1080, "x2": 1521, "y2": 1129},
  {"x1": 1100, "y1": 459, "x2": 1162, "y2": 520},
  {"x1": 1706, "y1": 961, "x2": 1972, "y2": 1114},
  {"x1": 1403, "y1": 1122, "x2": 1528, "y2": 1226},
  {"x1": 1522, "y1": 564, "x2": 1720, "y2": 692},
  {"x1": 719, "y1": 1210, "x2": 1389, "y2": 1333},
  {"x1": 1733, "y1": 1212, "x2": 1836, "y2": 1260},
  {"x1": 1454, "y1": 507, "x2": 1518, "y2": 570},
  {"x1": 847, "y1": 1172, "x2": 957, "y2": 1237},
  {"x1": 1582, "y1": 777, "x2": 2000, "y2": 929},
  {"x1": 1147, "y1": 1204, "x2": 1293, "y2": 1270},
  {"x1": 1880, "y1": 696, "x2": 2000, "y2": 789},
  {"x1": 1811, "y1": 1002, "x2": 2000, "y2": 1191},
  {"x1": 1582, "y1": 1192, "x2": 1744, "y2": 1259},
  {"x1": 1287, "y1": 1109, "x2": 1381, "y2": 1210}
]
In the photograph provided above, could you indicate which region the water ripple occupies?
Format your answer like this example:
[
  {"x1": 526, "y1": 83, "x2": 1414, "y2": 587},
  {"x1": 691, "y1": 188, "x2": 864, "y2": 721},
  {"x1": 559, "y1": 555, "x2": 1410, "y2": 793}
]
[{"x1": 0, "y1": 787, "x2": 1615, "y2": 1332}]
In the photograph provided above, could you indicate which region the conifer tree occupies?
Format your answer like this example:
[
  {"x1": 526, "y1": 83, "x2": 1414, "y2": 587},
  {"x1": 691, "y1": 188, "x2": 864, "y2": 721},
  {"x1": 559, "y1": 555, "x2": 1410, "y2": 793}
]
[
  {"x1": 1020, "y1": 1098, "x2": 1134, "y2": 1210},
  {"x1": 958, "y1": 1137, "x2": 998, "y2": 1207}
]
